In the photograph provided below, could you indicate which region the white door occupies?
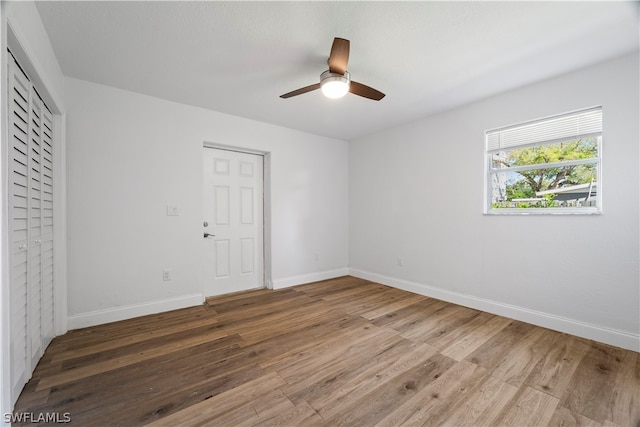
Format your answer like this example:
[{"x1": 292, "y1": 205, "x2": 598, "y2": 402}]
[
  {"x1": 8, "y1": 53, "x2": 56, "y2": 403},
  {"x1": 28, "y1": 89, "x2": 43, "y2": 368},
  {"x1": 8, "y1": 54, "x2": 31, "y2": 400},
  {"x1": 202, "y1": 148, "x2": 264, "y2": 296}
]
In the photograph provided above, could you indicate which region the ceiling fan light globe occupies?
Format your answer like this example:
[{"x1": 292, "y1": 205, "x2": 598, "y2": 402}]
[
  {"x1": 322, "y1": 81, "x2": 349, "y2": 99},
  {"x1": 320, "y1": 71, "x2": 350, "y2": 99}
]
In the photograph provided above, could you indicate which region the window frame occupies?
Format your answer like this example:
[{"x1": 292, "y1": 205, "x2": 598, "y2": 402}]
[{"x1": 484, "y1": 107, "x2": 602, "y2": 215}]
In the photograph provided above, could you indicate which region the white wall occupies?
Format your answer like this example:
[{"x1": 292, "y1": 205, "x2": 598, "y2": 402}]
[
  {"x1": 65, "y1": 77, "x2": 349, "y2": 327},
  {"x1": 349, "y1": 53, "x2": 640, "y2": 351}
]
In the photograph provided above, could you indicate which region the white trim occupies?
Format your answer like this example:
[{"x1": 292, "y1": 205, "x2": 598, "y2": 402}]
[
  {"x1": 67, "y1": 294, "x2": 204, "y2": 330},
  {"x1": 484, "y1": 208, "x2": 601, "y2": 216},
  {"x1": 53, "y1": 113, "x2": 67, "y2": 336},
  {"x1": 490, "y1": 158, "x2": 598, "y2": 175},
  {"x1": 262, "y1": 153, "x2": 273, "y2": 289},
  {"x1": 349, "y1": 268, "x2": 639, "y2": 352},
  {"x1": 272, "y1": 268, "x2": 350, "y2": 289},
  {"x1": 203, "y1": 141, "x2": 269, "y2": 156}
]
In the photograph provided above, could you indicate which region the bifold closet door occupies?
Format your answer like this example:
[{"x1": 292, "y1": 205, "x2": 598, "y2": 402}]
[
  {"x1": 9, "y1": 54, "x2": 30, "y2": 399},
  {"x1": 8, "y1": 54, "x2": 55, "y2": 401},
  {"x1": 39, "y1": 94, "x2": 55, "y2": 348}
]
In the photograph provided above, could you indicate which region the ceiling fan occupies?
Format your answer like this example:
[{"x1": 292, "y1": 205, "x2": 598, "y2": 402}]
[{"x1": 280, "y1": 37, "x2": 385, "y2": 101}]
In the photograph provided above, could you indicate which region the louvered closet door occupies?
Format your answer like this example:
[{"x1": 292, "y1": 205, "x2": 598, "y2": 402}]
[
  {"x1": 28, "y1": 90, "x2": 44, "y2": 367},
  {"x1": 39, "y1": 101, "x2": 55, "y2": 345},
  {"x1": 8, "y1": 54, "x2": 55, "y2": 400},
  {"x1": 8, "y1": 57, "x2": 31, "y2": 398}
]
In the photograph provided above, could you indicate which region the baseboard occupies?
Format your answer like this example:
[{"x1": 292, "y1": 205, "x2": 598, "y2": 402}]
[
  {"x1": 349, "y1": 268, "x2": 639, "y2": 352},
  {"x1": 67, "y1": 268, "x2": 349, "y2": 329},
  {"x1": 67, "y1": 293, "x2": 204, "y2": 330},
  {"x1": 272, "y1": 268, "x2": 350, "y2": 289}
]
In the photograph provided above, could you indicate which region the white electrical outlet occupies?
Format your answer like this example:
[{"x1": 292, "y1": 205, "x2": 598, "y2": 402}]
[
  {"x1": 163, "y1": 269, "x2": 172, "y2": 281},
  {"x1": 397, "y1": 257, "x2": 404, "y2": 267}
]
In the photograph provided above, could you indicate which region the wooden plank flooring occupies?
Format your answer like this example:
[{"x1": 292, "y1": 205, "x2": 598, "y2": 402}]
[{"x1": 13, "y1": 276, "x2": 640, "y2": 426}]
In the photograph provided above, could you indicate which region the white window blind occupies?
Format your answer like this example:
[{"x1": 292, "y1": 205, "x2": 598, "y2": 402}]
[{"x1": 486, "y1": 107, "x2": 602, "y2": 152}]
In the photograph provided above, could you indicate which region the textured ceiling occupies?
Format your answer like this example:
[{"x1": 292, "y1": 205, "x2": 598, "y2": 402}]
[{"x1": 35, "y1": 1, "x2": 639, "y2": 141}]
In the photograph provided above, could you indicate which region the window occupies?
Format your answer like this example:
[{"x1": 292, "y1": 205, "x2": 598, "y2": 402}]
[{"x1": 485, "y1": 107, "x2": 602, "y2": 214}]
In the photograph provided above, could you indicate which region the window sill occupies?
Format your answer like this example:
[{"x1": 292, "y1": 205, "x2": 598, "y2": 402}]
[{"x1": 484, "y1": 208, "x2": 601, "y2": 216}]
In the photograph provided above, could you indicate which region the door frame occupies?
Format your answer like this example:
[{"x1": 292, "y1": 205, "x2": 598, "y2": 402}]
[{"x1": 202, "y1": 141, "x2": 272, "y2": 291}]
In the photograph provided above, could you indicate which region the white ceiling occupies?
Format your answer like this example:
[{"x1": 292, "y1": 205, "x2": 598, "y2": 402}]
[{"x1": 35, "y1": 1, "x2": 639, "y2": 141}]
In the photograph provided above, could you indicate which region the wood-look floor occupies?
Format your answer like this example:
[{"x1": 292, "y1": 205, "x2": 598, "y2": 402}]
[{"x1": 14, "y1": 276, "x2": 640, "y2": 426}]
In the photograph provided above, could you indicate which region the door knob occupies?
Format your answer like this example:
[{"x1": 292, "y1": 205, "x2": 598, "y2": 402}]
[{"x1": 204, "y1": 232, "x2": 215, "y2": 238}]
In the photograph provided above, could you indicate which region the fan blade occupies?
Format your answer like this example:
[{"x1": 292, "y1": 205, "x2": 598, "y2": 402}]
[
  {"x1": 328, "y1": 38, "x2": 350, "y2": 74},
  {"x1": 280, "y1": 83, "x2": 321, "y2": 99},
  {"x1": 350, "y1": 81, "x2": 385, "y2": 101}
]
